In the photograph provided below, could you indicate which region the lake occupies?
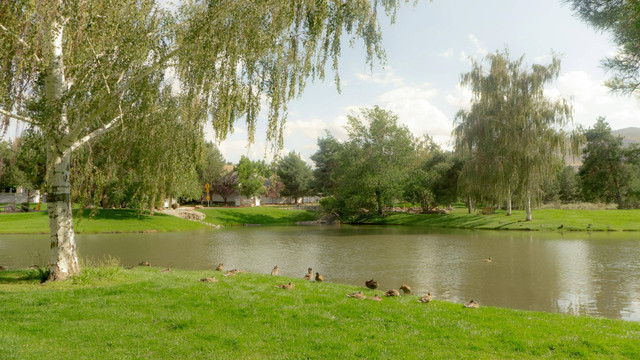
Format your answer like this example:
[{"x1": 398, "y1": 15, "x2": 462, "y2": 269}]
[{"x1": 1, "y1": 225, "x2": 639, "y2": 320}]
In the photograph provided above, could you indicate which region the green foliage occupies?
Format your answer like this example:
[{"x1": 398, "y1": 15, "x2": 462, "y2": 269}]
[
  {"x1": 14, "y1": 128, "x2": 46, "y2": 193},
  {"x1": 310, "y1": 133, "x2": 342, "y2": 196},
  {"x1": 557, "y1": 166, "x2": 582, "y2": 203},
  {"x1": 579, "y1": 118, "x2": 639, "y2": 208},
  {"x1": 277, "y1": 152, "x2": 313, "y2": 200},
  {"x1": 0, "y1": 269, "x2": 639, "y2": 359},
  {"x1": 197, "y1": 142, "x2": 226, "y2": 191},
  {"x1": 334, "y1": 106, "x2": 415, "y2": 215},
  {"x1": 565, "y1": 0, "x2": 640, "y2": 94},
  {"x1": 236, "y1": 156, "x2": 266, "y2": 199},
  {"x1": 0, "y1": 140, "x2": 17, "y2": 191},
  {"x1": 404, "y1": 141, "x2": 462, "y2": 211}
]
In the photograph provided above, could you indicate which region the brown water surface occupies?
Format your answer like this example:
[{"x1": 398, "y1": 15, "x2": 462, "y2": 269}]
[{"x1": 1, "y1": 225, "x2": 639, "y2": 320}]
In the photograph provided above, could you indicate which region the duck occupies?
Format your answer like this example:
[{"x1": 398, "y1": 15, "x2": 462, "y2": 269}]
[
  {"x1": 464, "y1": 300, "x2": 479, "y2": 308},
  {"x1": 418, "y1": 292, "x2": 433, "y2": 303},
  {"x1": 365, "y1": 279, "x2": 378, "y2": 290},
  {"x1": 483, "y1": 257, "x2": 492, "y2": 263},
  {"x1": 315, "y1": 272, "x2": 324, "y2": 282},
  {"x1": 0, "y1": 266, "x2": 6, "y2": 271},
  {"x1": 138, "y1": 261, "x2": 150, "y2": 266},
  {"x1": 399, "y1": 284, "x2": 412, "y2": 294},
  {"x1": 368, "y1": 294, "x2": 382, "y2": 302},
  {"x1": 160, "y1": 268, "x2": 171, "y2": 273},
  {"x1": 199, "y1": 276, "x2": 218, "y2": 282},
  {"x1": 216, "y1": 263, "x2": 224, "y2": 271},
  {"x1": 303, "y1": 268, "x2": 313, "y2": 280},
  {"x1": 276, "y1": 282, "x2": 295, "y2": 289},
  {"x1": 271, "y1": 265, "x2": 279, "y2": 276},
  {"x1": 384, "y1": 289, "x2": 400, "y2": 297},
  {"x1": 346, "y1": 291, "x2": 367, "y2": 299},
  {"x1": 224, "y1": 269, "x2": 238, "y2": 277}
]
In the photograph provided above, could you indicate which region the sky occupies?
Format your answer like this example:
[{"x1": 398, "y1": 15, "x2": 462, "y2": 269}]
[
  {"x1": 212, "y1": 0, "x2": 640, "y2": 165},
  {"x1": 4, "y1": 0, "x2": 639, "y2": 166}
]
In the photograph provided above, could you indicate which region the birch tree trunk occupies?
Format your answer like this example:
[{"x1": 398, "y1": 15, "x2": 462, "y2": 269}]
[
  {"x1": 525, "y1": 191, "x2": 532, "y2": 221},
  {"x1": 506, "y1": 185, "x2": 512, "y2": 216},
  {"x1": 45, "y1": 13, "x2": 80, "y2": 280}
]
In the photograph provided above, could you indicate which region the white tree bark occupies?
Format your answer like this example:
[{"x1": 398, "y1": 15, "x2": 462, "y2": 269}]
[
  {"x1": 506, "y1": 185, "x2": 512, "y2": 216},
  {"x1": 525, "y1": 191, "x2": 532, "y2": 221},
  {"x1": 44, "y1": 14, "x2": 80, "y2": 280}
]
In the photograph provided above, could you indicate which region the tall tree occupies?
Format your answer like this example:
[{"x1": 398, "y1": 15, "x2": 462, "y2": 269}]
[
  {"x1": 454, "y1": 50, "x2": 575, "y2": 221},
  {"x1": 0, "y1": 0, "x2": 406, "y2": 280},
  {"x1": 579, "y1": 117, "x2": 632, "y2": 208},
  {"x1": 565, "y1": 1, "x2": 640, "y2": 94},
  {"x1": 278, "y1": 152, "x2": 313, "y2": 202},
  {"x1": 310, "y1": 133, "x2": 342, "y2": 196},
  {"x1": 237, "y1": 155, "x2": 265, "y2": 200},
  {"x1": 335, "y1": 106, "x2": 414, "y2": 215},
  {"x1": 197, "y1": 142, "x2": 225, "y2": 191},
  {"x1": 15, "y1": 128, "x2": 47, "y2": 209}
]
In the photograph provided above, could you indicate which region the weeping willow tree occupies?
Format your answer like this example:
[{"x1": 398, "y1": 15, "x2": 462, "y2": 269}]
[
  {"x1": 454, "y1": 50, "x2": 575, "y2": 221},
  {"x1": 0, "y1": 0, "x2": 410, "y2": 280}
]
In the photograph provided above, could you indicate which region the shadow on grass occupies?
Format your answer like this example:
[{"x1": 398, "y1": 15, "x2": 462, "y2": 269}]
[
  {"x1": 355, "y1": 212, "x2": 522, "y2": 229},
  {"x1": 0, "y1": 268, "x2": 49, "y2": 284},
  {"x1": 73, "y1": 209, "x2": 161, "y2": 222}
]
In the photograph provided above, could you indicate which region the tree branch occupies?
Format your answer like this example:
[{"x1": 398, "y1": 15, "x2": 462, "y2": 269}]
[
  {"x1": 63, "y1": 111, "x2": 123, "y2": 157},
  {"x1": 0, "y1": 108, "x2": 37, "y2": 125},
  {"x1": 0, "y1": 23, "x2": 41, "y2": 62}
]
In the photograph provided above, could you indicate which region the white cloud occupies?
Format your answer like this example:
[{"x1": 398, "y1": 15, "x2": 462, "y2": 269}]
[
  {"x1": 375, "y1": 84, "x2": 453, "y2": 146},
  {"x1": 459, "y1": 51, "x2": 472, "y2": 65},
  {"x1": 445, "y1": 84, "x2": 473, "y2": 111},
  {"x1": 469, "y1": 34, "x2": 487, "y2": 56},
  {"x1": 437, "y1": 48, "x2": 454, "y2": 58},
  {"x1": 355, "y1": 67, "x2": 404, "y2": 87},
  {"x1": 534, "y1": 54, "x2": 549, "y2": 63},
  {"x1": 546, "y1": 71, "x2": 640, "y2": 129}
]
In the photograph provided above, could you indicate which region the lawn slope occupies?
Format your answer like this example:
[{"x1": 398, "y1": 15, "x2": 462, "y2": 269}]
[
  {"x1": 0, "y1": 209, "x2": 209, "y2": 234},
  {"x1": 197, "y1": 206, "x2": 321, "y2": 226},
  {"x1": 0, "y1": 268, "x2": 638, "y2": 359},
  {"x1": 355, "y1": 209, "x2": 640, "y2": 231}
]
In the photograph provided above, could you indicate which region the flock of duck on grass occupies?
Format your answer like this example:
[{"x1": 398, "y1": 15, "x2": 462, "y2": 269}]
[{"x1": 135, "y1": 260, "x2": 486, "y2": 310}]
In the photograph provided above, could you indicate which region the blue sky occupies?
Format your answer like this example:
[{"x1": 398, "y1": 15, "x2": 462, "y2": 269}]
[{"x1": 213, "y1": 0, "x2": 640, "y2": 164}]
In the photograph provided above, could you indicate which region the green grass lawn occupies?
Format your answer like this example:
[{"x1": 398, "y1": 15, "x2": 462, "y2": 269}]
[
  {"x1": 0, "y1": 209, "x2": 209, "y2": 234},
  {"x1": 197, "y1": 206, "x2": 321, "y2": 226},
  {"x1": 356, "y1": 208, "x2": 640, "y2": 231},
  {"x1": 0, "y1": 267, "x2": 638, "y2": 359}
]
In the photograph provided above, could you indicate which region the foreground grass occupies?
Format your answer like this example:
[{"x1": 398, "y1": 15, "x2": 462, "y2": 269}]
[
  {"x1": 0, "y1": 209, "x2": 209, "y2": 234},
  {"x1": 355, "y1": 208, "x2": 640, "y2": 231},
  {"x1": 197, "y1": 206, "x2": 321, "y2": 226},
  {"x1": 0, "y1": 268, "x2": 638, "y2": 359}
]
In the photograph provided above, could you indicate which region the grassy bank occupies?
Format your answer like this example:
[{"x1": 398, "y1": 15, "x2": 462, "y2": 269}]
[
  {"x1": 197, "y1": 206, "x2": 321, "y2": 226},
  {"x1": 0, "y1": 267, "x2": 638, "y2": 359},
  {"x1": 0, "y1": 209, "x2": 209, "y2": 235},
  {"x1": 354, "y1": 208, "x2": 640, "y2": 231}
]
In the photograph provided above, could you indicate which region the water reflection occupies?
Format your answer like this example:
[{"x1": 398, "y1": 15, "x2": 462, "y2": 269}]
[{"x1": 1, "y1": 226, "x2": 639, "y2": 321}]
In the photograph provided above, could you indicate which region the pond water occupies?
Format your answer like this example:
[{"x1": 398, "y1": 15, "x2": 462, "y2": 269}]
[{"x1": 1, "y1": 225, "x2": 639, "y2": 321}]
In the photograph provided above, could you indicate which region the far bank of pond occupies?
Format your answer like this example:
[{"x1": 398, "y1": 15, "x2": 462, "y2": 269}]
[
  {"x1": 352, "y1": 208, "x2": 640, "y2": 231},
  {"x1": 0, "y1": 268, "x2": 638, "y2": 359},
  {"x1": 1, "y1": 207, "x2": 638, "y2": 234}
]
